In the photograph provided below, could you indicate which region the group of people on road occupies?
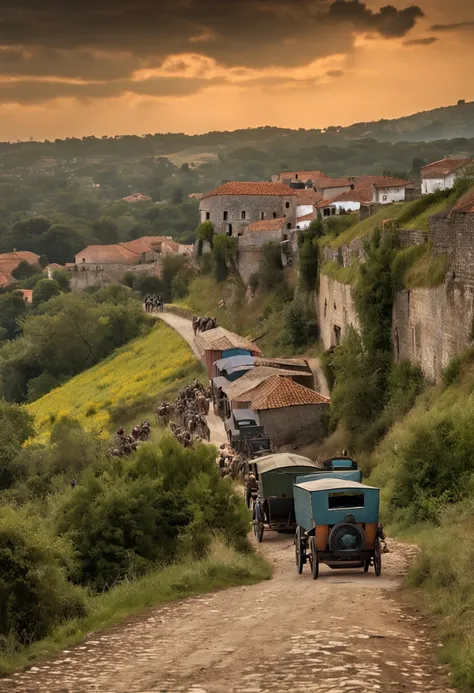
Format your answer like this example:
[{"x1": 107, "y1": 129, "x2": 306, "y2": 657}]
[
  {"x1": 192, "y1": 315, "x2": 218, "y2": 335},
  {"x1": 216, "y1": 443, "x2": 247, "y2": 481},
  {"x1": 109, "y1": 420, "x2": 152, "y2": 457},
  {"x1": 156, "y1": 379, "x2": 211, "y2": 448},
  {"x1": 144, "y1": 294, "x2": 164, "y2": 313}
]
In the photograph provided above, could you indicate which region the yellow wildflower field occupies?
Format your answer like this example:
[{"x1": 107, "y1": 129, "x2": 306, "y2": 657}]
[{"x1": 28, "y1": 321, "x2": 203, "y2": 441}]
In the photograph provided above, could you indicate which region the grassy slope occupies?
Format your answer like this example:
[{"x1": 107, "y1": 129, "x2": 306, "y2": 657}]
[
  {"x1": 0, "y1": 540, "x2": 271, "y2": 676},
  {"x1": 28, "y1": 321, "x2": 204, "y2": 442},
  {"x1": 368, "y1": 357, "x2": 474, "y2": 688}
]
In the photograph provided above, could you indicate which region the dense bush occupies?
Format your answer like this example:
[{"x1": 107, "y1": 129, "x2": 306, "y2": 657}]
[
  {"x1": 0, "y1": 507, "x2": 86, "y2": 646},
  {"x1": 0, "y1": 402, "x2": 35, "y2": 491}
]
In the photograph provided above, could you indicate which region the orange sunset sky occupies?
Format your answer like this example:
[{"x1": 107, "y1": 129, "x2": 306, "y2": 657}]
[{"x1": 0, "y1": 0, "x2": 473, "y2": 140}]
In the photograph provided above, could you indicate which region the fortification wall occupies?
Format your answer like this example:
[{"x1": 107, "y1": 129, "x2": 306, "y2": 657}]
[
  {"x1": 318, "y1": 274, "x2": 360, "y2": 350},
  {"x1": 393, "y1": 282, "x2": 474, "y2": 380}
]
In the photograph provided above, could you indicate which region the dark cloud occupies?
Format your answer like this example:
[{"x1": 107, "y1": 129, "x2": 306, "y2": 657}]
[
  {"x1": 0, "y1": 76, "x2": 224, "y2": 105},
  {"x1": 403, "y1": 36, "x2": 438, "y2": 45},
  {"x1": 431, "y1": 21, "x2": 474, "y2": 31},
  {"x1": 0, "y1": 0, "x2": 425, "y2": 104}
]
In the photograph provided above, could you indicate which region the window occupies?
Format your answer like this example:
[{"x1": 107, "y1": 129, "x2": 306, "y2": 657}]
[
  {"x1": 324, "y1": 299, "x2": 327, "y2": 317},
  {"x1": 223, "y1": 211, "x2": 228, "y2": 221},
  {"x1": 295, "y1": 174, "x2": 299, "y2": 180},
  {"x1": 285, "y1": 201, "x2": 290, "y2": 209},
  {"x1": 241, "y1": 211, "x2": 246, "y2": 220},
  {"x1": 328, "y1": 492, "x2": 365, "y2": 510},
  {"x1": 205, "y1": 212, "x2": 210, "y2": 220},
  {"x1": 283, "y1": 234, "x2": 288, "y2": 241},
  {"x1": 287, "y1": 223, "x2": 292, "y2": 230},
  {"x1": 82, "y1": 258, "x2": 85, "y2": 263},
  {"x1": 323, "y1": 208, "x2": 331, "y2": 217},
  {"x1": 334, "y1": 325, "x2": 341, "y2": 346},
  {"x1": 273, "y1": 212, "x2": 277, "y2": 219},
  {"x1": 261, "y1": 212, "x2": 264, "y2": 220},
  {"x1": 331, "y1": 207, "x2": 336, "y2": 215},
  {"x1": 228, "y1": 224, "x2": 233, "y2": 236}
]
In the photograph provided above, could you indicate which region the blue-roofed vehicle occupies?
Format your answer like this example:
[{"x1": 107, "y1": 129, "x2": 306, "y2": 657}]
[
  {"x1": 214, "y1": 355, "x2": 255, "y2": 382},
  {"x1": 225, "y1": 409, "x2": 264, "y2": 447},
  {"x1": 322, "y1": 456, "x2": 359, "y2": 471},
  {"x1": 249, "y1": 453, "x2": 319, "y2": 542},
  {"x1": 293, "y1": 478, "x2": 382, "y2": 579}
]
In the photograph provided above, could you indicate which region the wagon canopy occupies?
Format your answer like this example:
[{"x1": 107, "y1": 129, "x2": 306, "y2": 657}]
[
  {"x1": 295, "y1": 478, "x2": 372, "y2": 492},
  {"x1": 255, "y1": 453, "x2": 319, "y2": 475}
]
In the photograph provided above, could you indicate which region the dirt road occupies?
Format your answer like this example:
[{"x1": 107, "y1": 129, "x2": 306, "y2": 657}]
[
  {"x1": 1, "y1": 534, "x2": 452, "y2": 693},
  {"x1": 154, "y1": 311, "x2": 227, "y2": 446},
  {"x1": 0, "y1": 312, "x2": 451, "y2": 692}
]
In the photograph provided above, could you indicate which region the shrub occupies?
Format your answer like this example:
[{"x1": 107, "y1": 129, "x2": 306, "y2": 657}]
[
  {"x1": 0, "y1": 402, "x2": 35, "y2": 490},
  {"x1": 32, "y1": 278, "x2": 61, "y2": 307},
  {"x1": 0, "y1": 506, "x2": 86, "y2": 646},
  {"x1": 281, "y1": 300, "x2": 310, "y2": 350}
]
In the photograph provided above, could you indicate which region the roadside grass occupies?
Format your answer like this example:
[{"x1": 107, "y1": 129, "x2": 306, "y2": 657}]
[
  {"x1": 27, "y1": 321, "x2": 204, "y2": 442},
  {"x1": 320, "y1": 260, "x2": 359, "y2": 285},
  {"x1": 321, "y1": 202, "x2": 412, "y2": 249},
  {"x1": 0, "y1": 539, "x2": 272, "y2": 677}
]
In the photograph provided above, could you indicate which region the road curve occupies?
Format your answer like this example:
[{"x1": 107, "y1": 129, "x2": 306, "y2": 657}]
[{"x1": 0, "y1": 312, "x2": 453, "y2": 692}]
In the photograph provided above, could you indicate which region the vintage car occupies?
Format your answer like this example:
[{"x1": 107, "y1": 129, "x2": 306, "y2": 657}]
[
  {"x1": 249, "y1": 453, "x2": 319, "y2": 542},
  {"x1": 293, "y1": 478, "x2": 381, "y2": 579},
  {"x1": 224, "y1": 409, "x2": 264, "y2": 447},
  {"x1": 244, "y1": 433, "x2": 272, "y2": 459}
]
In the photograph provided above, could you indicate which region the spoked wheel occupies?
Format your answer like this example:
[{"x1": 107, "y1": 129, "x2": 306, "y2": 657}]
[
  {"x1": 295, "y1": 526, "x2": 304, "y2": 574},
  {"x1": 374, "y1": 538, "x2": 382, "y2": 576},
  {"x1": 309, "y1": 536, "x2": 319, "y2": 580},
  {"x1": 253, "y1": 503, "x2": 264, "y2": 543}
]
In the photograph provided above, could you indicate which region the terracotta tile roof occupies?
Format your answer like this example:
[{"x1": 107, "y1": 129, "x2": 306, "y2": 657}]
[
  {"x1": 314, "y1": 178, "x2": 353, "y2": 190},
  {"x1": 254, "y1": 357, "x2": 311, "y2": 370},
  {"x1": 372, "y1": 176, "x2": 409, "y2": 189},
  {"x1": 421, "y1": 158, "x2": 472, "y2": 178},
  {"x1": 223, "y1": 367, "x2": 301, "y2": 400},
  {"x1": 315, "y1": 198, "x2": 336, "y2": 209},
  {"x1": 194, "y1": 326, "x2": 262, "y2": 357},
  {"x1": 452, "y1": 187, "x2": 474, "y2": 214},
  {"x1": 137, "y1": 236, "x2": 168, "y2": 249},
  {"x1": 247, "y1": 218, "x2": 287, "y2": 232},
  {"x1": 235, "y1": 375, "x2": 330, "y2": 410},
  {"x1": 201, "y1": 182, "x2": 296, "y2": 199},
  {"x1": 161, "y1": 239, "x2": 180, "y2": 253},
  {"x1": 326, "y1": 189, "x2": 373, "y2": 204},
  {"x1": 75, "y1": 244, "x2": 139, "y2": 264},
  {"x1": 18, "y1": 289, "x2": 33, "y2": 303},
  {"x1": 0, "y1": 272, "x2": 10, "y2": 287},
  {"x1": 297, "y1": 212, "x2": 315, "y2": 223},
  {"x1": 297, "y1": 190, "x2": 323, "y2": 205},
  {"x1": 0, "y1": 251, "x2": 40, "y2": 275},
  {"x1": 122, "y1": 193, "x2": 152, "y2": 202},
  {"x1": 120, "y1": 239, "x2": 154, "y2": 254}
]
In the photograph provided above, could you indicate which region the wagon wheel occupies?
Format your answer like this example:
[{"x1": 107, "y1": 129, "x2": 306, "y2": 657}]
[
  {"x1": 309, "y1": 536, "x2": 319, "y2": 580},
  {"x1": 374, "y1": 538, "x2": 382, "y2": 576},
  {"x1": 253, "y1": 503, "x2": 264, "y2": 543},
  {"x1": 295, "y1": 526, "x2": 304, "y2": 574}
]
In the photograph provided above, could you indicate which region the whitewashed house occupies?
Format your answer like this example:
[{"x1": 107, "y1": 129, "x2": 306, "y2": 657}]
[
  {"x1": 371, "y1": 177, "x2": 409, "y2": 204},
  {"x1": 420, "y1": 158, "x2": 472, "y2": 195}
]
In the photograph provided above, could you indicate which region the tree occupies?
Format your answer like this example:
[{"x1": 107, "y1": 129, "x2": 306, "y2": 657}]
[
  {"x1": 212, "y1": 235, "x2": 237, "y2": 282},
  {"x1": 281, "y1": 300, "x2": 309, "y2": 350},
  {"x1": 32, "y1": 279, "x2": 61, "y2": 307},
  {"x1": 12, "y1": 261, "x2": 39, "y2": 281},
  {"x1": 196, "y1": 220, "x2": 214, "y2": 249},
  {"x1": 92, "y1": 216, "x2": 119, "y2": 244},
  {"x1": 38, "y1": 254, "x2": 49, "y2": 269},
  {"x1": 0, "y1": 292, "x2": 28, "y2": 339},
  {"x1": 0, "y1": 401, "x2": 35, "y2": 489},
  {"x1": 52, "y1": 269, "x2": 71, "y2": 292},
  {"x1": 299, "y1": 236, "x2": 319, "y2": 292}
]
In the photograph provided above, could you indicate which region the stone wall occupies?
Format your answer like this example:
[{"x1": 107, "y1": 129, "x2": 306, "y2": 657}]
[
  {"x1": 429, "y1": 212, "x2": 474, "y2": 288},
  {"x1": 393, "y1": 282, "x2": 474, "y2": 380},
  {"x1": 322, "y1": 237, "x2": 366, "y2": 267},
  {"x1": 318, "y1": 274, "x2": 360, "y2": 350},
  {"x1": 259, "y1": 403, "x2": 329, "y2": 449},
  {"x1": 397, "y1": 228, "x2": 428, "y2": 248},
  {"x1": 199, "y1": 194, "x2": 297, "y2": 236}
]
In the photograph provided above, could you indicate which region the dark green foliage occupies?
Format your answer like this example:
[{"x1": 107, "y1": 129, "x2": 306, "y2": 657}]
[
  {"x1": 0, "y1": 292, "x2": 28, "y2": 340},
  {"x1": 324, "y1": 214, "x2": 357, "y2": 238},
  {"x1": 161, "y1": 255, "x2": 189, "y2": 300},
  {"x1": 0, "y1": 291, "x2": 151, "y2": 403},
  {"x1": 212, "y1": 235, "x2": 237, "y2": 283},
  {"x1": 196, "y1": 221, "x2": 214, "y2": 249},
  {"x1": 26, "y1": 372, "x2": 62, "y2": 402},
  {"x1": 92, "y1": 216, "x2": 119, "y2": 244},
  {"x1": 299, "y1": 236, "x2": 319, "y2": 293},
  {"x1": 32, "y1": 279, "x2": 61, "y2": 307},
  {"x1": 0, "y1": 401, "x2": 35, "y2": 490},
  {"x1": 38, "y1": 255, "x2": 49, "y2": 269},
  {"x1": 11, "y1": 261, "x2": 38, "y2": 281},
  {"x1": 52, "y1": 269, "x2": 71, "y2": 292},
  {"x1": 258, "y1": 242, "x2": 288, "y2": 296},
  {"x1": 391, "y1": 244, "x2": 426, "y2": 290},
  {"x1": 281, "y1": 301, "x2": 310, "y2": 350},
  {"x1": 0, "y1": 508, "x2": 86, "y2": 645}
]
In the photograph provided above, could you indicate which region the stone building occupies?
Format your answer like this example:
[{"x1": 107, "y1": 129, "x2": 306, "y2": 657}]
[
  {"x1": 232, "y1": 375, "x2": 330, "y2": 449},
  {"x1": 199, "y1": 182, "x2": 297, "y2": 237},
  {"x1": 272, "y1": 170, "x2": 330, "y2": 185}
]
